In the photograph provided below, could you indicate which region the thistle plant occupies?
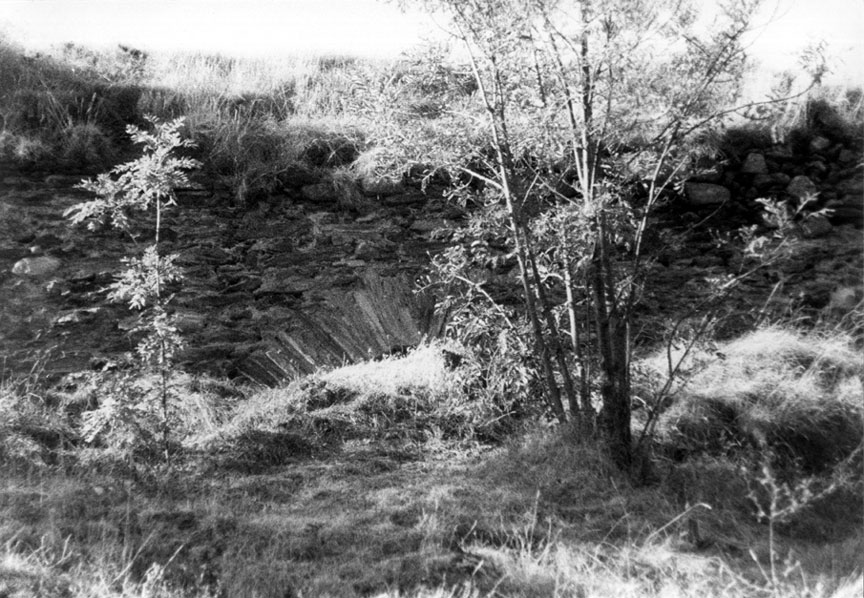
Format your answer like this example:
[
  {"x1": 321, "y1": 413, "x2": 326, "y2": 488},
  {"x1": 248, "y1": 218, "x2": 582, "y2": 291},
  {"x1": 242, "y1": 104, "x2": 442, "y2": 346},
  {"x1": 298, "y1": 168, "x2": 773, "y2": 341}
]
[{"x1": 66, "y1": 116, "x2": 200, "y2": 461}]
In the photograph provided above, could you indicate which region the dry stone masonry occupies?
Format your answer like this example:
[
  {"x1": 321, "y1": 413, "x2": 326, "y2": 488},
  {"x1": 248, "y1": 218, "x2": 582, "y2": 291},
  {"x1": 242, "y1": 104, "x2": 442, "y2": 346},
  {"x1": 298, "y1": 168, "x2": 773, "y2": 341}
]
[
  {"x1": 0, "y1": 118, "x2": 861, "y2": 384},
  {"x1": 685, "y1": 125, "x2": 863, "y2": 234},
  {"x1": 0, "y1": 161, "x2": 455, "y2": 383}
]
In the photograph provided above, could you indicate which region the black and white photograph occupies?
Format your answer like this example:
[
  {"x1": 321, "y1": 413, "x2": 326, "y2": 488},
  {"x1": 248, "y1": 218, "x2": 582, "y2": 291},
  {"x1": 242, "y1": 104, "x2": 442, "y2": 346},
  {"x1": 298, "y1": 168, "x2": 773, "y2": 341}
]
[{"x1": 0, "y1": 1, "x2": 861, "y2": 596}]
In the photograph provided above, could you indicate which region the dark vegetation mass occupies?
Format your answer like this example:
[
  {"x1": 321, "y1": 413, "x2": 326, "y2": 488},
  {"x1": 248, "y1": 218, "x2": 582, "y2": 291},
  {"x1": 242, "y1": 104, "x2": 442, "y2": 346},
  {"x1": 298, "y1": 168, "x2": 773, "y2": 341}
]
[{"x1": 0, "y1": 1, "x2": 862, "y2": 596}]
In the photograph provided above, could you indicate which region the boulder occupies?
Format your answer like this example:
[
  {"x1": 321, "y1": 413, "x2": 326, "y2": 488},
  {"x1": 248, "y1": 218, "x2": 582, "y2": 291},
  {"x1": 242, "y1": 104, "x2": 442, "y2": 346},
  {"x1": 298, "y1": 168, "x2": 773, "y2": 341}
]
[
  {"x1": 353, "y1": 241, "x2": 385, "y2": 260},
  {"x1": 684, "y1": 183, "x2": 730, "y2": 206},
  {"x1": 826, "y1": 286, "x2": 864, "y2": 314},
  {"x1": 336, "y1": 259, "x2": 367, "y2": 268},
  {"x1": 741, "y1": 152, "x2": 768, "y2": 174},
  {"x1": 835, "y1": 177, "x2": 863, "y2": 196},
  {"x1": 12, "y1": 256, "x2": 61, "y2": 276},
  {"x1": 786, "y1": 176, "x2": 818, "y2": 202},
  {"x1": 809, "y1": 136, "x2": 831, "y2": 153},
  {"x1": 175, "y1": 312, "x2": 208, "y2": 333},
  {"x1": 53, "y1": 308, "x2": 103, "y2": 327},
  {"x1": 800, "y1": 213, "x2": 833, "y2": 238},
  {"x1": 301, "y1": 183, "x2": 337, "y2": 204},
  {"x1": 838, "y1": 148, "x2": 857, "y2": 165},
  {"x1": 805, "y1": 160, "x2": 828, "y2": 179},
  {"x1": 753, "y1": 174, "x2": 774, "y2": 190},
  {"x1": 766, "y1": 146, "x2": 794, "y2": 160},
  {"x1": 771, "y1": 172, "x2": 791, "y2": 186}
]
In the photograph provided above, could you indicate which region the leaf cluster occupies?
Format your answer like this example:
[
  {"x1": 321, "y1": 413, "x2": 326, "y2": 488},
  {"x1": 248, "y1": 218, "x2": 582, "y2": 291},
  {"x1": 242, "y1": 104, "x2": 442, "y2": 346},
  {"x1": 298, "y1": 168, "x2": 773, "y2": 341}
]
[{"x1": 66, "y1": 116, "x2": 200, "y2": 233}]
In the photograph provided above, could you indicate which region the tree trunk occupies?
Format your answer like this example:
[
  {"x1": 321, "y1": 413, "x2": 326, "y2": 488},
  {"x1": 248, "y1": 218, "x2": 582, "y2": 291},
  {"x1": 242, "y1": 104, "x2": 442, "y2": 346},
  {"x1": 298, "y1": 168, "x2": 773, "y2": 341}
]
[
  {"x1": 525, "y1": 241, "x2": 582, "y2": 428},
  {"x1": 599, "y1": 315, "x2": 631, "y2": 469},
  {"x1": 510, "y1": 217, "x2": 567, "y2": 422},
  {"x1": 563, "y1": 257, "x2": 597, "y2": 428},
  {"x1": 591, "y1": 223, "x2": 632, "y2": 469}
]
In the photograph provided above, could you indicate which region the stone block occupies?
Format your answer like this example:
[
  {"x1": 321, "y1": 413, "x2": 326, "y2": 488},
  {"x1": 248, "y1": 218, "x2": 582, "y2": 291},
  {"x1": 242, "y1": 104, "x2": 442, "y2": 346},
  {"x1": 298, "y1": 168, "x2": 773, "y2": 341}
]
[
  {"x1": 809, "y1": 136, "x2": 831, "y2": 153},
  {"x1": 800, "y1": 213, "x2": 833, "y2": 238},
  {"x1": 838, "y1": 148, "x2": 857, "y2": 164},
  {"x1": 741, "y1": 152, "x2": 768, "y2": 174},
  {"x1": 684, "y1": 182, "x2": 730, "y2": 206},
  {"x1": 301, "y1": 183, "x2": 337, "y2": 204},
  {"x1": 12, "y1": 256, "x2": 61, "y2": 276},
  {"x1": 786, "y1": 175, "x2": 818, "y2": 202}
]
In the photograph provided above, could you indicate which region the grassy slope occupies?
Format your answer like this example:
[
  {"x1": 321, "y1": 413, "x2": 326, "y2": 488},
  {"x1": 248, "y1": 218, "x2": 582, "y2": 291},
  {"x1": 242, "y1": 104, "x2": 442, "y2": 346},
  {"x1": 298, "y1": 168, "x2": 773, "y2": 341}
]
[
  {"x1": 0, "y1": 36, "x2": 862, "y2": 598},
  {"x1": 2, "y1": 334, "x2": 862, "y2": 598}
]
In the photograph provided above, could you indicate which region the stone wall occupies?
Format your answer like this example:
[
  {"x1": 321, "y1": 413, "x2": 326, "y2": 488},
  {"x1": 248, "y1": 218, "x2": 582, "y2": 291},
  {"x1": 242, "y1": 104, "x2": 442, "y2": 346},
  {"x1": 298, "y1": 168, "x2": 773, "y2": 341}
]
[
  {"x1": 684, "y1": 124, "x2": 863, "y2": 234},
  {"x1": 1, "y1": 117, "x2": 861, "y2": 385},
  {"x1": 0, "y1": 163, "x2": 456, "y2": 384}
]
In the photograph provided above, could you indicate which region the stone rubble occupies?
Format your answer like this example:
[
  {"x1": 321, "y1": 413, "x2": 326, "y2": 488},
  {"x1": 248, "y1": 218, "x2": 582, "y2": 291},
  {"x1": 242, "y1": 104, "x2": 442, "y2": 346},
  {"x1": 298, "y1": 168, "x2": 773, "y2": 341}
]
[{"x1": 0, "y1": 121, "x2": 861, "y2": 384}]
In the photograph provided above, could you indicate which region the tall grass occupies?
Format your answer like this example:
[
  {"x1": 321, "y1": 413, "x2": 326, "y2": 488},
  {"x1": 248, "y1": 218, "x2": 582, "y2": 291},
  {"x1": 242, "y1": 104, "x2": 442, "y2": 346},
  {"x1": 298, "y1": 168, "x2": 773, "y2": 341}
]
[
  {"x1": 0, "y1": 35, "x2": 487, "y2": 202},
  {"x1": 655, "y1": 326, "x2": 863, "y2": 470}
]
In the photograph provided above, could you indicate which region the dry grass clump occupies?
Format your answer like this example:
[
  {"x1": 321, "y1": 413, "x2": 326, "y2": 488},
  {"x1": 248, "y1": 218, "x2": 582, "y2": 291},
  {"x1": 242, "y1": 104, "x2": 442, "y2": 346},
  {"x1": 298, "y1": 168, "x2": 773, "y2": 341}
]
[
  {"x1": 659, "y1": 327, "x2": 863, "y2": 472},
  {"x1": 0, "y1": 372, "x2": 76, "y2": 470},
  {"x1": 645, "y1": 327, "x2": 863, "y2": 575},
  {"x1": 777, "y1": 86, "x2": 864, "y2": 148},
  {"x1": 193, "y1": 342, "x2": 522, "y2": 471},
  {"x1": 143, "y1": 51, "x2": 377, "y2": 202},
  {"x1": 0, "y1": 37, "x2": 382, "y2": 182},
  {"x1": 0, "y1": 38, "x2": 147, "y2": 168}
]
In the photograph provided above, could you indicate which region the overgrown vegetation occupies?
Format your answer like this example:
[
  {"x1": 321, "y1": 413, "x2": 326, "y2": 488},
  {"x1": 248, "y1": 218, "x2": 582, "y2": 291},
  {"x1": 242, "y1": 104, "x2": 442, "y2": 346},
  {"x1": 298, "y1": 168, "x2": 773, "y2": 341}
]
[
  {"x1": 0, "y1": 328, "x2": 861, "y2": 596},
  {"x1": 1, "y1": 1, "x2": 863, "y2": 595},
  {"x1": 378, "y1": 0, "x2": 848, "y2": 469}
]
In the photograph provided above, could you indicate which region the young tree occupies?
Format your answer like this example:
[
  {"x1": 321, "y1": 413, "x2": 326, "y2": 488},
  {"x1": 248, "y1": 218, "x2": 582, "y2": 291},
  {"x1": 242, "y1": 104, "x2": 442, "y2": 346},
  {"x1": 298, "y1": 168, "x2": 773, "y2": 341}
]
[
  {"x1": 66, "y1": 116, "x2": 200, "y2": 460},
  {"x1": 391, "y1": 0, "x2": 821, "y2": 467}
]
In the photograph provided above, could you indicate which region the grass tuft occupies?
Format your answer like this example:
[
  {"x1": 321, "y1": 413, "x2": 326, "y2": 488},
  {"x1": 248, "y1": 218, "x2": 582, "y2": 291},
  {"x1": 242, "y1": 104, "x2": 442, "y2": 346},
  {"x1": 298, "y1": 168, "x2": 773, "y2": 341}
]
[
  {"x1": 192, "y1": 342, "x2": 522, "y2": 471},
  {"x1": 658, "y1": 327, "x2": 863, "y2": 472}
]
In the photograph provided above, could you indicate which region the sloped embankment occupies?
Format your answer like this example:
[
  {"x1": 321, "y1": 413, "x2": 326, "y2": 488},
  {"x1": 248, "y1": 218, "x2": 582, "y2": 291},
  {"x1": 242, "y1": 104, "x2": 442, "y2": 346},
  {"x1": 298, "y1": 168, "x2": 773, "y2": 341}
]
[{"x1": 0, "y1": 163, "x2": 458, "y2": 384}]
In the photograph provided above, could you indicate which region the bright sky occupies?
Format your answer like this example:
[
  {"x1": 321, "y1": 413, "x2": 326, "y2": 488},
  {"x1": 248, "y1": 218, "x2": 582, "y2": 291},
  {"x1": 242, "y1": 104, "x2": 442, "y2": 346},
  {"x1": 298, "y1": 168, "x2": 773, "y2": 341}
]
[
  {"x1": 0, "y1": 0, "x2": 861, "y2": 82},
  {"x1": 0, "y1": 0, "x2": 436, "y2": 57}
]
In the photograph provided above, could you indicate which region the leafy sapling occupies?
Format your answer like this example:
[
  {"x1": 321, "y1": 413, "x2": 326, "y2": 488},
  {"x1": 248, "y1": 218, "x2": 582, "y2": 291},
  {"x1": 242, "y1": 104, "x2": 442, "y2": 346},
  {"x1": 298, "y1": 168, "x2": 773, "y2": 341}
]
[{"x1": 66, "y1": 116, "x2": 200, "y2": 461}]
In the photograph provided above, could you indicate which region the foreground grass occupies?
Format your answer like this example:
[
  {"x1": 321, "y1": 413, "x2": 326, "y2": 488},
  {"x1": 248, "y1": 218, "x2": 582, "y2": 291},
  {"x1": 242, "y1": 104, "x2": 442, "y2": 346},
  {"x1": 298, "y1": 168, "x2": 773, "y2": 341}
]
[
  {"x1": 1, "y1": 330, "x2": 862, "y2": 597},
  {"x1": 1, "y1": 430, "x2": 861, "y2": 598}
]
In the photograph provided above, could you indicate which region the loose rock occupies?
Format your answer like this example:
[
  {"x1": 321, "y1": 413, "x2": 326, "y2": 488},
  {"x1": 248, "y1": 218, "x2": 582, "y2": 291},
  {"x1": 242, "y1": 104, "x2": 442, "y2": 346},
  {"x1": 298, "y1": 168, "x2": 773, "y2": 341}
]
[
  {"x1": 685, "y1": 183, "x2": 730, "y2": 206},
  {"x1": 800, "y1": 213, "x2": 833, "y2": 239},
  {"x1": 301, "y1": 183, "x2": 337, "y2": 204},
  {"x1": 838, "y1": 148, "x2": 857, "y2": 164},
  {"x1": 786, "y1": 176, "x2": 818, "y2": 202},
  {"x1": 741, "y1": 152, "x2": 768, "y2": 174},
  {"x1": 12, "y1": 256, "x2": 62, "y2": 276},
  {"x1": 809, "y1": 136, "x2": 832, "y2": 153}
]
